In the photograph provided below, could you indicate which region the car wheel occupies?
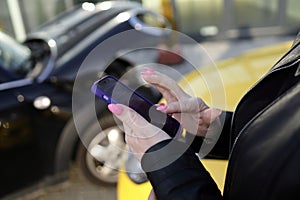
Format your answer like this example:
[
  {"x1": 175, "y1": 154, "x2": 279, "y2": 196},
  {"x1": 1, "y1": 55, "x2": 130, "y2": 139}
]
[{"x1": 76, "y1": 111, "x2": 126, "y2": 185}]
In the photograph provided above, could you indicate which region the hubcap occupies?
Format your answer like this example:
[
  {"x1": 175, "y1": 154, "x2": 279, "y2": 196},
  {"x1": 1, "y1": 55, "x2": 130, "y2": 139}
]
[{"x1": 86, "y1": 126, "x2": 126, "y2": 183}]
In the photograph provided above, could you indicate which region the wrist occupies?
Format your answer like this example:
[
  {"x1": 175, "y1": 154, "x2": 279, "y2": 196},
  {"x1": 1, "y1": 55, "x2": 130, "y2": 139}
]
[{"x1": 141, "y1": 134, "x2": 171, "y2": 156}]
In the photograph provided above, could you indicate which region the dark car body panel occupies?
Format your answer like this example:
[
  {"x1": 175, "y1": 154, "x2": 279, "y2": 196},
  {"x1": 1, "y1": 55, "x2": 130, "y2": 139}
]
[{"x1": 0, "y1": 1, "x2": 165, "y2": 197}]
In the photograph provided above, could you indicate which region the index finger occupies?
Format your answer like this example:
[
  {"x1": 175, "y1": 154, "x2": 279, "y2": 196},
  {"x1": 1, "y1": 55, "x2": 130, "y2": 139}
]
[{"x1": 142, "y1": 70, "x2": 189, "y2": 100}]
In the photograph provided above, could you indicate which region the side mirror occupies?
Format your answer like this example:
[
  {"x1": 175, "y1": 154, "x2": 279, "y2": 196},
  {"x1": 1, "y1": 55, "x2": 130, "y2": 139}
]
[
  {"x1": 36, "y1": 39, "x2": 57, "y2": 83},
  {"x1": 24, "y1": 38, "x2": 58, "y2": 83}
]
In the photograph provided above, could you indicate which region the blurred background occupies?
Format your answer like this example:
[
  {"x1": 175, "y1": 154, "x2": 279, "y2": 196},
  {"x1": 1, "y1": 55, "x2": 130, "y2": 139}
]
[{"x1": 1, "y1": 0, "x2": 300, "y2": 41}]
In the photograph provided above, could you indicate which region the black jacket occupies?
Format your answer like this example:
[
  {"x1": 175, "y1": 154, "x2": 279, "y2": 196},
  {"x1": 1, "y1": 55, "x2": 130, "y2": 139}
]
[{"x1": 141, "y1": 34, "x2": 300, "y2": 200}]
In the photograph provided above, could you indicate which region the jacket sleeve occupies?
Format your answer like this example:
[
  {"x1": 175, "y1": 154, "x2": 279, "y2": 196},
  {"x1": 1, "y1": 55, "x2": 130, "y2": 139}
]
[{"x1": 141, "y1": 139, "x2": 223, "y2": 200}]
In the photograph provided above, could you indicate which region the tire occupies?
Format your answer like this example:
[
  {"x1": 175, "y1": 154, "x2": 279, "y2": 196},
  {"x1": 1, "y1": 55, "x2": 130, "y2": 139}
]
[
  {"x1": 75, "y1": 59, "x2": 131, "y2": 185},
  {"x1": 76, "y1": 111, "x2": 126, "y2": 185}
]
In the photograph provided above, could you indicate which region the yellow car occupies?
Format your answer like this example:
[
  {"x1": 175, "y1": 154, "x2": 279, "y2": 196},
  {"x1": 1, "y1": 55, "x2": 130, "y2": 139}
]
[{"x1": 117, "y1": 40, "x2": 293, "y2": 200}]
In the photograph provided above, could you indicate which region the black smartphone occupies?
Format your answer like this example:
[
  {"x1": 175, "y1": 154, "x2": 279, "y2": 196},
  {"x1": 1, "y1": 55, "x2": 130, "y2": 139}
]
[{"x1": 91, "y1": 75, "x2": 182, "y2": 138}]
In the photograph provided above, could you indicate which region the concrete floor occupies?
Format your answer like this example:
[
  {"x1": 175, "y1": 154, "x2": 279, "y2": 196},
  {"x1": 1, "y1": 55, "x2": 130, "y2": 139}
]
[{"x1": 13, "y1": 164, "x2": 117, "y2": 200}]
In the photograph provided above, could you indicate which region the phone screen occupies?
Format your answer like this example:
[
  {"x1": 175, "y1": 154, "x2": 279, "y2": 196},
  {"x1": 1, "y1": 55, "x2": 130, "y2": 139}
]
[{"x1": 91, "y1": 75, "x2": 182, "y2": 138}]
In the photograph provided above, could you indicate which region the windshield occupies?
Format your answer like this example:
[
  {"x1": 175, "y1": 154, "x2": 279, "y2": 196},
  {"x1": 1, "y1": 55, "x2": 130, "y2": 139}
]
[{"x1": 0, "y1": 31, "x2": 33, "y2": 76}]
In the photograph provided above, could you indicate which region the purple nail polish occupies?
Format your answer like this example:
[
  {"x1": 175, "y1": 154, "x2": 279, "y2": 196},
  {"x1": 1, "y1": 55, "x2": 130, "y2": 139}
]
[{"x1": 156, "y1": 105, "x2": 167, "y2": 111}]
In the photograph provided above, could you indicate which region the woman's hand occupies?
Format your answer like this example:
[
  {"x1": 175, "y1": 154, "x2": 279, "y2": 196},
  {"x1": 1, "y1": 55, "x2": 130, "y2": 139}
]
[
  {"x1": 141, "y1": 68, "x2": 222, "y2": 138},
  {"x1": 108, "y1": 104, "x2": 171, "y2": 161}
]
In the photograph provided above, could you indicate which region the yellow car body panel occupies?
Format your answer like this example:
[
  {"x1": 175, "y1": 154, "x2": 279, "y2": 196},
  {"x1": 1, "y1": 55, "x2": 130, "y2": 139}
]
[{"x1": 117, "y1": 41, "x2": 292, "y2": 200}]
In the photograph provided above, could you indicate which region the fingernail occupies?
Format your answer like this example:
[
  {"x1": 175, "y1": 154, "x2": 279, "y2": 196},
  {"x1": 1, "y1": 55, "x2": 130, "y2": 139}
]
[
  {"x1": 108, "y1": 104, "x2": 123, "y2": 115},
  {"x1": 145, "y1": 67, "x2": 154, "y2": 73},
  {"x1": 156, "y1": 105, "x2": 167, "y2": 111},
  {"x1": 155, "y1": 103, "x2": 165, "y2": 107}
]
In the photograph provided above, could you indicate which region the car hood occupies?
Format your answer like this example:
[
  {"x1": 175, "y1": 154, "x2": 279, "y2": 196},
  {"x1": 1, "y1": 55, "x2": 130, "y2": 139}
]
[{"x1": 24, "y1": 1, "x2": 141, "y2": 57}]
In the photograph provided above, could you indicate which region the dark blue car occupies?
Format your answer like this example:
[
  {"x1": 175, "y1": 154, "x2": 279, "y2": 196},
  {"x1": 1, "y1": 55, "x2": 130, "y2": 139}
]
[{"x1": 0, "y1": 1, "x2": 169, "y2": 197}]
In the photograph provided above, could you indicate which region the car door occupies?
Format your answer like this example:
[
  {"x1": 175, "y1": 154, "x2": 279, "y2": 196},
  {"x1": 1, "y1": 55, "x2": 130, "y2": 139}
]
[
  {"x1": 0, "y1": 31, "x2": 44, "y2": 197},
  {"x1": 0, "y1": 75, "x2": 47, "y2": 197}
]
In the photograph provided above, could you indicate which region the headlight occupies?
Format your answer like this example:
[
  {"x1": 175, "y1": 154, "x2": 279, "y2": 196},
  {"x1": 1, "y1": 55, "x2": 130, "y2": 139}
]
[
  {"x1": 125, "y1": 152, "x2": 148, "y2": 184},
  {"x1": 33, "y1": 96, "x2": 51, "y2": 110}
]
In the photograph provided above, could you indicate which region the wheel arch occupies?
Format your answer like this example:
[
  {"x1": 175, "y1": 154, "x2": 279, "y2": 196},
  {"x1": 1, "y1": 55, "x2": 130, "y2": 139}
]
[{"x1": 54, "y1": 57, "x2": 133, "y2": 175}]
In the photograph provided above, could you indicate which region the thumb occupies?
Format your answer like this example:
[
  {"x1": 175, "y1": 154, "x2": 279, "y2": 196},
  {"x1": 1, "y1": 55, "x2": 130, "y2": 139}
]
[
  {"x1": 108, "y1": 104, "x2": 149, "y2": 130},
  {"x1": 159, "y1": 98, "x2": 199, "y2": 114},
  {"x1": 157, "y1": 101, "x2": 182, "y2": 114}
]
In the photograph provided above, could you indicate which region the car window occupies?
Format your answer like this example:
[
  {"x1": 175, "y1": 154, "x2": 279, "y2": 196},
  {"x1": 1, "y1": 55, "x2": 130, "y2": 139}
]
[{"x1": 0, "y1": 32, "x2": 33, "y2": 77}]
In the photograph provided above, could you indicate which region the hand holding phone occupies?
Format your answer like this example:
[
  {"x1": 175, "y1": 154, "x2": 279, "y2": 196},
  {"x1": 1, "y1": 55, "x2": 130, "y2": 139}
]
[{"x1": 91, "y1": 75, "x2": 182, "y2": 138}]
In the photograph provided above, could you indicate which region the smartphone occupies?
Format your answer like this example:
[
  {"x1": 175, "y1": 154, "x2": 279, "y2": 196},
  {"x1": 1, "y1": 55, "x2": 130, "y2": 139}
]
[{"x1": 91, "y1": 75, "x2": 182, "y2": 138}]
